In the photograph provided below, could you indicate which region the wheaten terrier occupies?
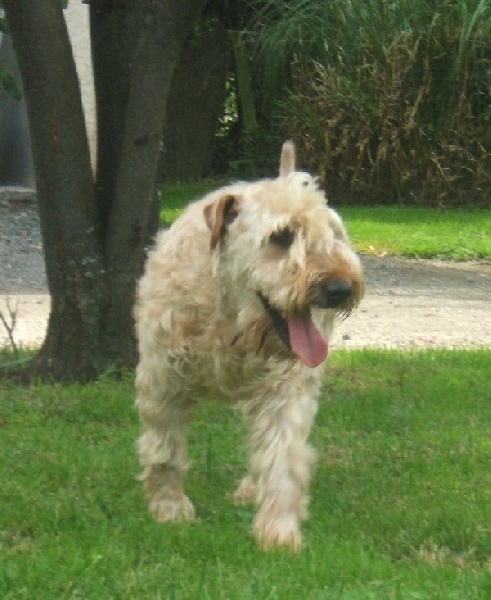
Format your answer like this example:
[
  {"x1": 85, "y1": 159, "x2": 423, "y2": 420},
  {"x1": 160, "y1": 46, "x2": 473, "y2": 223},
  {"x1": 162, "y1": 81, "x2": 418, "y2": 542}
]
[{"x1": 135, "y1": 141, "x2": 364, "y2": 551}]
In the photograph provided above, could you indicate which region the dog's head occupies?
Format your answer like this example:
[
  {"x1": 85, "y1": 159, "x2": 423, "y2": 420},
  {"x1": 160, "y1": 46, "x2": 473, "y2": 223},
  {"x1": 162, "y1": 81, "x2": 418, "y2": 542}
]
[{"x1": 203, "y1": 141, "x2": 364, "y2": 367}]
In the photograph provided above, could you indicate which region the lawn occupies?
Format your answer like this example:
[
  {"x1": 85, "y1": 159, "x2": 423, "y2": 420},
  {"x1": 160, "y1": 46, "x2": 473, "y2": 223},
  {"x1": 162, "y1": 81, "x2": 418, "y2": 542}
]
[
  {"x1": 338, "y1": 206, "x2": 491, "y2": 261},
  {"x1": 161, "y1": 183, "x2": 491, "y2": 261},
  {"x1": 2, "y1": 350, "x2": 491, "y2": 599},
  {"x1": 1, "y1": 182, "x2": 489, "y2": 597}
]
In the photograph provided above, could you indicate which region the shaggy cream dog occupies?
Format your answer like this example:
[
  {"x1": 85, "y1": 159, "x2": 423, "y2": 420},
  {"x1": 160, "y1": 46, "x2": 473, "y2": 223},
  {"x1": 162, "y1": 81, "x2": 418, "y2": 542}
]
[{"x1": 135, "y1": 141, "x2": 364, "y2": 551}]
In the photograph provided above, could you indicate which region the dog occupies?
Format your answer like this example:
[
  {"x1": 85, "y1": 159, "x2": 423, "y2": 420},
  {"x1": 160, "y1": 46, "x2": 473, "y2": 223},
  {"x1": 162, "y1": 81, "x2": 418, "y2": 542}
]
[{"x1": 135, "y1": 141, "x2": 364, "y2": 551}]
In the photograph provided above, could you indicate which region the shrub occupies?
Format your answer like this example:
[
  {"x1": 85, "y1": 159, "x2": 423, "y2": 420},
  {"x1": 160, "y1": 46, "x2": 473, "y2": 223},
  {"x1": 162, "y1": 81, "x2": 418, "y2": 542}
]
[{"x1": 252, "y1": 0, "x2": 491, "y2": 206}]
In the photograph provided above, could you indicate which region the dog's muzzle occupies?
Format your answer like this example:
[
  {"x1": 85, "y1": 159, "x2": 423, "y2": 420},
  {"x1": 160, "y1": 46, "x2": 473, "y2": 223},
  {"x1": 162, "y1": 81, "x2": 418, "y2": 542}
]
[{"x1": 256, "y1": 277, "x2": 360, "y2": 368}]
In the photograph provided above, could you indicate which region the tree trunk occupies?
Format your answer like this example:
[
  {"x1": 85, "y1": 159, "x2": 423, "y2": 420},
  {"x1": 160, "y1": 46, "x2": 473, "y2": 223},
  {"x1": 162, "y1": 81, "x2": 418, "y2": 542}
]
[
  {"x1": 93, "y1": 0, "x2": 207, "y2": 365},
  {"x1": 90, "y1": 2, "x2": 141, "y2": 239},
  {"x1": 230, "y1": 31, "x2": 258, "y2": 140},
  {"x1": 4, "y1": 0, "x2": 106, "y2": 380},
  {"x1": 161, "y1": 23, "x2": 232, "y2": 182},
  {"x1": 4, "y1": 0, "x2": 206, "y2": 381}
]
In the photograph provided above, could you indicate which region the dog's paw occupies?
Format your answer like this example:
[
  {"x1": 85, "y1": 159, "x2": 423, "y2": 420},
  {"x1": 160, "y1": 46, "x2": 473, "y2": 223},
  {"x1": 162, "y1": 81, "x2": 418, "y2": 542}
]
[
  {"x1": 253, "y1": 512, "x2": 303, "y2": 552},
  {"x1": 150, "y1": 494, "x2": 196, "y2": 523},
  {"x1": 233, "y1": 476, "x2": 257, "y2": 506}
]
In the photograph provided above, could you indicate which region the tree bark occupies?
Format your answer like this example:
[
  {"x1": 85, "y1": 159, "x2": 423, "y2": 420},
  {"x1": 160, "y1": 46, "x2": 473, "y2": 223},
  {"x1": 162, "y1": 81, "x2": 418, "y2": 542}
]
[
  {"x1": 90, "y1": 2, "x2": 141, "y2": 239},
  {"x1": 93, "y1": 0, "x2": 207, "y2": 364},
  {"x1": 4, "y1": 0, "x2": 106, "y2": 380},
  {"x1": 161, "y1": 23, "x2": 232, "y2": 182},
  {"x1": 230, "y1": 31, "x2": 258, "y2": 138},
  {"x1": 4, "y1": 0, "x2": 206, "y2": 380}
]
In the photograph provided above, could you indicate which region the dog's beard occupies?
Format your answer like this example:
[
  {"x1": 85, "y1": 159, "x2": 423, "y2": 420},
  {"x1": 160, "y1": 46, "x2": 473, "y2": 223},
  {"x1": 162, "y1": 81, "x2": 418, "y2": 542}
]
[{"x1": 257, "y1": 293, "x2": 328, "y2": 368}]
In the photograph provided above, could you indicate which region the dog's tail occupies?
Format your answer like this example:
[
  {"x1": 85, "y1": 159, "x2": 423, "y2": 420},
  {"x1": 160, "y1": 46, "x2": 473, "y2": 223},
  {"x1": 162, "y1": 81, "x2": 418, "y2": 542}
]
[{"x1": 279, "y1": 140, "x2": 296, "y2": 178}]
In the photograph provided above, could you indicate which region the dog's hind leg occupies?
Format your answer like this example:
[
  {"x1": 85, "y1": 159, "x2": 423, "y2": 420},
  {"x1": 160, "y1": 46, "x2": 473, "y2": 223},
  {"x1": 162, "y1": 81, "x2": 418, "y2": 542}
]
[{"x1": 136, "y1": 361, "x2": 196, "y2": 522}]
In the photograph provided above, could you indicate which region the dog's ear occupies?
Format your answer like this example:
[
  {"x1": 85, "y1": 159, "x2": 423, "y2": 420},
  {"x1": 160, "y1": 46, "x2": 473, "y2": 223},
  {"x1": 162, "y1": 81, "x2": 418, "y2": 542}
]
[
  {"x1": 279, "y1": 140, "x2": 296, "y2": 177},
  {"x1": 204, "y1": 194, "x2": 241, "y2": 250}
]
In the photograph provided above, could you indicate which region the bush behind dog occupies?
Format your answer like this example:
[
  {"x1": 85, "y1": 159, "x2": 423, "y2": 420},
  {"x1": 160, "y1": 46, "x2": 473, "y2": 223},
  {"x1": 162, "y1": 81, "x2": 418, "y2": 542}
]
[{"x1": 252, "y1": 0, "x2": 491, "y2": 207}]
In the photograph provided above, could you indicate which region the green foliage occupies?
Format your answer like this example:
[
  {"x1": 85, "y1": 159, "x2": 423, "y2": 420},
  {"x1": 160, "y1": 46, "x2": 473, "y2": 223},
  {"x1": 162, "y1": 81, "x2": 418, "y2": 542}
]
[
  {"x1": 0, "y1": 10, "x2": 22, "y2": 101},
  {"x1": 249, "y1": 0, "x2": 491, "y2": 207},
  {"x1": 1, "y1": 350, "x2": 491, "y2": 597},
  {"x1": 0, "y1": 63, "x2": 22, "y2": 101},
  {"x1": 160, "y1": 182, "x2": 216, "y2": 227}
]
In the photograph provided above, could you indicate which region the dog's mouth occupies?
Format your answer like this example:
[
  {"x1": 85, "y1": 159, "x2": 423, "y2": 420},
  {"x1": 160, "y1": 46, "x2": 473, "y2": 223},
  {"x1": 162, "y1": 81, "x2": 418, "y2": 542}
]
[{"x1": 257, "y1": 293, "x2": 328, "y2": 368}]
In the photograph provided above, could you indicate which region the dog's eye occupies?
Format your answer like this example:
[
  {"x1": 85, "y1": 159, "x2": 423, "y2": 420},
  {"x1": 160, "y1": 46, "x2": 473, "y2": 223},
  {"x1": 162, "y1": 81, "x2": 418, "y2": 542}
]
[{"x1": 269, "y1": 228, "x2": 294, "y2": 248}]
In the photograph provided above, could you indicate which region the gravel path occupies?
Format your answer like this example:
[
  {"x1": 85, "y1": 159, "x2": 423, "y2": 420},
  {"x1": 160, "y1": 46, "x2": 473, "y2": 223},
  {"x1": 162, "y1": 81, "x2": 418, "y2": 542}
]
[{"x1": 1, "y1": 193, "x2": 490, "y2": 350}]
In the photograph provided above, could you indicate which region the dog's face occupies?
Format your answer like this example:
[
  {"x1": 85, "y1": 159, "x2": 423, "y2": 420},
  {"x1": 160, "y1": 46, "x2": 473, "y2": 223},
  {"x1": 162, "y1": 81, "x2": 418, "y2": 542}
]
[{"x1": 204, "y1": 142, "x2": 364, "y2": 367}]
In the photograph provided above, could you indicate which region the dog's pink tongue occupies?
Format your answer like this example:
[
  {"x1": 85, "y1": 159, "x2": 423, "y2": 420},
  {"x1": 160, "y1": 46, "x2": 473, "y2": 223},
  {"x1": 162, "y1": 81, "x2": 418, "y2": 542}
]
[{"x1": 287, "y1": 312, "x2": 328, "y2": 368}]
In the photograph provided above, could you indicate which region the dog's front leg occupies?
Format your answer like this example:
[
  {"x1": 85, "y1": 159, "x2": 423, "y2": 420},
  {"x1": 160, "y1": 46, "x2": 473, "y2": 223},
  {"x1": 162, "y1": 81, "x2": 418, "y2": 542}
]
[
  {"x1": 242, "y1": 385, "x2": 318, "y2": 551},
  {"x1": 136, "y1": 362, "x2": 196, "y2": 523}
]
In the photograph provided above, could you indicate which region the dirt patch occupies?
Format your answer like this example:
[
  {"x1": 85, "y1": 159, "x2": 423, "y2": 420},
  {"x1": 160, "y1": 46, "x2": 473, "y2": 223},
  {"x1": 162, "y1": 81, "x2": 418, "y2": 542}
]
[{"x1": 335, "y1": 256, "x2": 491, "y2": 349}]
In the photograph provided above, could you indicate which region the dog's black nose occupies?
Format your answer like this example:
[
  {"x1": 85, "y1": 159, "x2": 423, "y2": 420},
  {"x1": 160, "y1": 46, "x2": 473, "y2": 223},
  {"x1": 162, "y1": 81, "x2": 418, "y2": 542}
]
[{"x1": 317, "y1": 279, "x2": 353, "y2": 309}]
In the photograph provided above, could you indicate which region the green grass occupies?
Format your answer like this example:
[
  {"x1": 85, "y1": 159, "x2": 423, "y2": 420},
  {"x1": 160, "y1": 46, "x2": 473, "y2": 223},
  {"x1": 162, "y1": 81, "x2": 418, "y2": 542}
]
[
  {"x1": 336, "y1": 207, "x2": 491, "y2": 261},
  {"x1": 161, "y1": 184, "x2": 491, "y2": 260},
  {"x1": 2, "y1": 350, "x2": 491, "y2": 598},
  {"x1": 160, "y1": 182, "x2": 216, "y2": 227}
]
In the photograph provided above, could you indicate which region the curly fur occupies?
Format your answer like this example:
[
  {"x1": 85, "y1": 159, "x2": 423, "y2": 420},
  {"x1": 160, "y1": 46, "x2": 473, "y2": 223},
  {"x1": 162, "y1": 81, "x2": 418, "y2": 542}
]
[{"x1": 135, "y1": 141, "x2": 364, "y2": 551}]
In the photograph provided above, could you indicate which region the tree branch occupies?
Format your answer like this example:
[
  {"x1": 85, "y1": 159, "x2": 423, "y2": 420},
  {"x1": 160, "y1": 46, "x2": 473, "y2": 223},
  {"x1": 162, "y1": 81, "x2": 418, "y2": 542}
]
[{"x1": 0, "y1": 297, "x2": 19, "y2": 354}]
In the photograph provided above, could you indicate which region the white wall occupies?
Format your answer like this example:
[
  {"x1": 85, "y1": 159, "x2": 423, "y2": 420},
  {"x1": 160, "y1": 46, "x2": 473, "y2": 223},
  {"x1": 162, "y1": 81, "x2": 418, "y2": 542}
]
[{"x1": 64, "y1": 1, "x2": 96, "y2": 168}]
